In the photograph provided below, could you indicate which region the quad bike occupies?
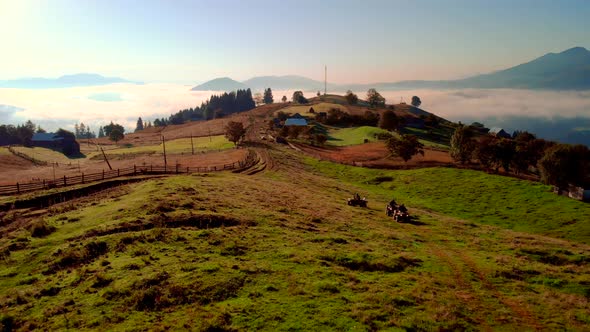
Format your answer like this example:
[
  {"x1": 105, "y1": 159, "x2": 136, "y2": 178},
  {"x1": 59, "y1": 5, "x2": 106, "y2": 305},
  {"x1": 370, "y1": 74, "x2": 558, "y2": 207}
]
[
  {"x1": 347, "y1": 196, "x2": 368, "y2": 207},
  {"x1": 394, "y1": 210, "x2": 411, "y2": 223},
  {"x1": 386, "y1": 204, "x2": 411, "y2": 222}
]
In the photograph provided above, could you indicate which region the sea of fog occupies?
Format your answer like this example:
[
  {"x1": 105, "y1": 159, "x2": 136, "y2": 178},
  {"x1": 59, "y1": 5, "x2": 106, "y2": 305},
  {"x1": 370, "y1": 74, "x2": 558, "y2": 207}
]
[{"x1": 1, "y1": 84, "x2": 590, "y2": 144}]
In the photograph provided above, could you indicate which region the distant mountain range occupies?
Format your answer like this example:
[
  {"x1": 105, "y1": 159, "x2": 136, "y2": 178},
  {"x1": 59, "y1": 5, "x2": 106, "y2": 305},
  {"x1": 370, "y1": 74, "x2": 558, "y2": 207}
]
[
  {"x1": 0, "y1": 73, "x2": 142, "y2": 89},
  {"x1": 192, "y1": 47, "x2": 590, "y2": 92}
]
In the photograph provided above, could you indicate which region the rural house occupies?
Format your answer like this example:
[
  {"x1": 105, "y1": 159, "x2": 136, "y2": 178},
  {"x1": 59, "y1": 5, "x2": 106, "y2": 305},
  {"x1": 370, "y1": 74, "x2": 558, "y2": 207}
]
[
  {"x1": 488, "y1": 127, "x2": 511, "y2": 139},
  {"x1": 31, "y1": 133, "x2": 64, "y2": 149},
  {"x1": 284, "y1": 118, "x2": 308, "y2": 126},
  {"x1": 32, "y1": 132, "x2": 80, "y2": 156}
]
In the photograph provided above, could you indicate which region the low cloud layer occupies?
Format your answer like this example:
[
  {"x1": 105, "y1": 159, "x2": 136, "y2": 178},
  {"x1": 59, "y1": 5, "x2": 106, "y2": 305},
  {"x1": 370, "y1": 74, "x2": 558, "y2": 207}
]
[
  {"x1": 1, "y1": 86, "x2": 589, "y2": 144},
  {"x1": 373, "y1": 89, "x2": 590, "y2": 144},
  {"x1": 0, "y1": 84, "x2": 216, "y2": 132}
]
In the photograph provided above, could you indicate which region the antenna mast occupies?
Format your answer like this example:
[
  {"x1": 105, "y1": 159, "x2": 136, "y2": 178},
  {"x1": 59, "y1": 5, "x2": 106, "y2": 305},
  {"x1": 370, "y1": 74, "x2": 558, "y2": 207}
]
[{"x1": 324, "y1": 65, "x2": 327, "y2": 96}]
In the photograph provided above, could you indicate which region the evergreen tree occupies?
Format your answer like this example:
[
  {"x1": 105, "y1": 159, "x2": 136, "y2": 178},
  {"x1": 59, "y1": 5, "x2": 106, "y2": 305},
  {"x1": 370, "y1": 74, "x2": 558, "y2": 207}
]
[
  {"x1": 263, "y1": 88, "x2": 274, "y2": 104},
  {"x1": 98, "y1": 126, "x2": 105, "y2": 138},
  {"x1": 135, "y1": 117, "x2": 144, "y2": 132}
]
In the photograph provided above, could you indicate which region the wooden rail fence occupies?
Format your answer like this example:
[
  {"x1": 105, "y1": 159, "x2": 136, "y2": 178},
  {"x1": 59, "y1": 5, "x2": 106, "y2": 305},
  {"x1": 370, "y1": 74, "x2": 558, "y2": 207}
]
[{"x1": 0, "y1": 156, "x2": 255, "y2": 196}]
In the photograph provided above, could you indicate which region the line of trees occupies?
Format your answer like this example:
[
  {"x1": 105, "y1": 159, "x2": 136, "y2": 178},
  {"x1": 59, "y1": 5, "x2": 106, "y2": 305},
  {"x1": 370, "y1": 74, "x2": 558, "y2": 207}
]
[
  {"x1": 314, "y1": 108, "x2": 379, "y2": 127},
  {"x1": 450, "y1": 125, "x2": 590, "y2": 189},
  {"x1": 152, "y1": 89, "x2": 256, "y2": 127},
  {"x1": 0, "y1": 120, "x2": 43, "y2": 146},
  {"x1": 74, "y1": 123, "x2": 96, "y2": 139}
]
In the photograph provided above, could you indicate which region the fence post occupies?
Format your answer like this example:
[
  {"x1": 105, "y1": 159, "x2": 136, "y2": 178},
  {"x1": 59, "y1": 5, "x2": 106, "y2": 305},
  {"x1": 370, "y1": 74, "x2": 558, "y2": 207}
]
[
  {"x1": 82, "y1": 173, "x2": 84, "y2": 184},
  {"x1": 134, "y1": 165, "x2": 136, "y2": 175},
  {"x1": 63, "y1": 175, "x2": 67, "y2": 186},
  {"x1": 16, "y1": 183, "x2": 20, "y2": 194},
  {"x1": 151, "y1": 164, "x2": 153, "y2": 172},
  {"x1": 117, "y1": 169, "x2": 120, "y2": 177}
]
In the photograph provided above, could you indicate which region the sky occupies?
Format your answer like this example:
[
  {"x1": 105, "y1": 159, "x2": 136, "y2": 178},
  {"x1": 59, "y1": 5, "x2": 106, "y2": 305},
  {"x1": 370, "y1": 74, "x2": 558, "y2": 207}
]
[{"x1": 1, "y1": 0, "x2": 590, "y2": 84}]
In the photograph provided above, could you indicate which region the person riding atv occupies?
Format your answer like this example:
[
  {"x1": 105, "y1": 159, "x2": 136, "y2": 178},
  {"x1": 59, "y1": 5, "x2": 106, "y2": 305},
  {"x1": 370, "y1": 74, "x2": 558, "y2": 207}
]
[
  {"x1": 394, "y1": 204, "x2": 410, "y2": 222},
  {"x1": 386, "y1": 198, "x2": 398, "y2": 217},
  {"x1": 348, "y1": 193, "x2": 368, "y2": 207}
]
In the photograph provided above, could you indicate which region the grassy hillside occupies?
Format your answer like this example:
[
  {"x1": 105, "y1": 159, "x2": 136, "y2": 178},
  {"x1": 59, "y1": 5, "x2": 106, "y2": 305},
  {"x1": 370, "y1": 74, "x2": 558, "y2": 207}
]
[
  {"x1": 327, "y1": 126, "x2": 390, "y2": 146},
  {"x1": 11, "y1": 146, "x2": 79, "y2": 163},
  {"x1": 306, "y1": 158, "x2": 590, "y2": 244},
  {"x1": 1, "y1": 148, "x2": 589, "y2": 331},
  {"x1": 95, "y1": 136, "x2": 233, "y2": 157}
]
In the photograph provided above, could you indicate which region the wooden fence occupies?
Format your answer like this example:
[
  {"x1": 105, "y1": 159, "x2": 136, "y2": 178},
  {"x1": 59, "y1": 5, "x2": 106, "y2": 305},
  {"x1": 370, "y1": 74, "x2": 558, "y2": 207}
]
[
  {"x1": 0, "y1": 158, "x2": 253, "y2": 196},
  {"x1": 7, "y1": 146, "x2": 49, "y2": 166}
]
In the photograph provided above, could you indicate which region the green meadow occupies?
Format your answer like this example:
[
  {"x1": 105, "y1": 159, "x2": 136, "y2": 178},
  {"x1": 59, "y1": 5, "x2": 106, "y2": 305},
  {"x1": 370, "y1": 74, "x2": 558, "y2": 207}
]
[{"x1": 1, "y1": 147, "x2": 589, "y2": 331}]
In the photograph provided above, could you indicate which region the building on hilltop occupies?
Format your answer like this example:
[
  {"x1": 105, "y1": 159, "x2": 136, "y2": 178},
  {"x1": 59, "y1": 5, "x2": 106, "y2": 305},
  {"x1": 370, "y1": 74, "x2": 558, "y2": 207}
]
[
  {"x1": 488, "y1": 127, "x2": 511, "y2": 139},
  {"x1": 31, "y1": 133, "x2": 64, "y2": 150},
  {"x1": 32, "y1": 132, "x2": 80, "y2": 156},
  {"x1": 284, "y1": 118, "x2": 308, "y2": 126}
]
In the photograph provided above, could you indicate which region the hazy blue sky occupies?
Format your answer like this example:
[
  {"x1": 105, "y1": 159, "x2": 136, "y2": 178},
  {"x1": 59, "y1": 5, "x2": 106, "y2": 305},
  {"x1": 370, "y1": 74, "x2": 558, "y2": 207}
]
[{"x1": 1, "y1": 0, "x2": 589, "y2": 84}]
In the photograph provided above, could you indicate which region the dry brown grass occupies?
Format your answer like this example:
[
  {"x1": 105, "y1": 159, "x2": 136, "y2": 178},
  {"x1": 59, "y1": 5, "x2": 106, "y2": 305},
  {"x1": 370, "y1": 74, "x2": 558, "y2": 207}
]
[{"x1": 295, "y1": 142, "x2": 453, "y2": 168}]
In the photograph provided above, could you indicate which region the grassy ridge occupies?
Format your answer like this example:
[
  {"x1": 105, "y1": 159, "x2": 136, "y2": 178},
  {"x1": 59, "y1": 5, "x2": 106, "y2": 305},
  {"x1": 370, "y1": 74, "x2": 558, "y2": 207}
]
[{"x1": 1, "y1": 149, "x2": 589, "y2": 330}]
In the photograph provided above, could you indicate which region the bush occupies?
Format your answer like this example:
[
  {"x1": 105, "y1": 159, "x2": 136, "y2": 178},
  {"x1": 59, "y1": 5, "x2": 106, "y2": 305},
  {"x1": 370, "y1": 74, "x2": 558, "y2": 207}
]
[{"x1": 30, "y1": 221, "x2": 56, "y2": 238}]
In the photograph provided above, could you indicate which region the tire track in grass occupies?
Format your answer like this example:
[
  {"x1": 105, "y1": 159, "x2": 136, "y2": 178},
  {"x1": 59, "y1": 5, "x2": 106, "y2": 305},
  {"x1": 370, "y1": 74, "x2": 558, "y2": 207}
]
[
  {"x1": 428, "y1": 244, "x2": 493, "y2": 332},
  {"x1": 417, "y1": 207, "x2": 544, "y2": 330},
  {"x1": 456, "y1": 250, "x2": 543, "y2": 331}
]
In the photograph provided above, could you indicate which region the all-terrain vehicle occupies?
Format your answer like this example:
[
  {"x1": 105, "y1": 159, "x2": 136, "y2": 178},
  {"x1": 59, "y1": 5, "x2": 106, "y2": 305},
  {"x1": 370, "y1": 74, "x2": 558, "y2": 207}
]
[
  {"x1": 393, "y1": 204, "x2": 411, "y2": 222},
  {"x1": 394, "y1": 209, "x2": 411, "y2": 223},
  {"x1": 347, "y1": 194, "x2": 368, "y2": 207},
  {"x1": 386, "y1": 202, "x2": 411, "y2": 222}
]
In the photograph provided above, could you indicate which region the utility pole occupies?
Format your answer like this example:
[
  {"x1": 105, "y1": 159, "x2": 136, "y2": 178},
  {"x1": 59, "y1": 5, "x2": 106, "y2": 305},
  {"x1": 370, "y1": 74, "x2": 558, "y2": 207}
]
[
  {"x1": 99, "y1": 145, "x2": 112, "y2": 170},
  {"x1": 162, "y1": 135, "x2": 168, "y2": 169},
  {"x1": 190, "y1": 133, "x2": 195, "y2": 155}
]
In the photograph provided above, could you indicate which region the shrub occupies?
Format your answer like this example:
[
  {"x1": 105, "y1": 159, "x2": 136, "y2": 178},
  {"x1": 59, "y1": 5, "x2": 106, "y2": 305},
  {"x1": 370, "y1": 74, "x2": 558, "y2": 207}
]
[{"x1": 30, "y1": 221, "x2": 56, "y2": 238}]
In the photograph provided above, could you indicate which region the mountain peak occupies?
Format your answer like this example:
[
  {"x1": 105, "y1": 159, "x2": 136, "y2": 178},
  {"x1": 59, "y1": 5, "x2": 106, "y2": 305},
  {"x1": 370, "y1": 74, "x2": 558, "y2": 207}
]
[
  {"x1": 191, "y1": 77, "x2": 246, "y2": 91},
  {"x1": 560, "y1": 46, "x2": 589, "y2": 55}
]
